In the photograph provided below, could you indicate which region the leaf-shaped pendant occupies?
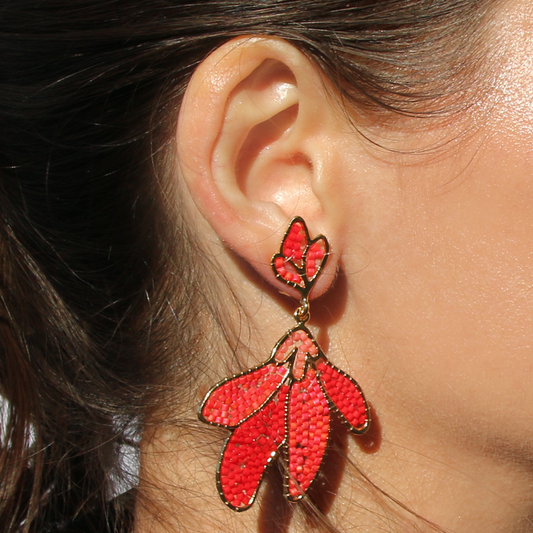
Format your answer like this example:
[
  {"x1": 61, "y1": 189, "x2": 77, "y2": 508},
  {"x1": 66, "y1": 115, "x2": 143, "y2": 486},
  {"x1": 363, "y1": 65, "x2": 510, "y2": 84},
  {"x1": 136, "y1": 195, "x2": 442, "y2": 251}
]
[{"x1": 198, "y1": 217, "x2": 370, "y2": 511}]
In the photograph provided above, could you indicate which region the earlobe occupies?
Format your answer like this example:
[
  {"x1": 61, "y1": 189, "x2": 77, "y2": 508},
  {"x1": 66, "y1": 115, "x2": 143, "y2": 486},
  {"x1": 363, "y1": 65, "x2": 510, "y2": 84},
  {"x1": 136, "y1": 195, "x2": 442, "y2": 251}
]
[{"x1": 177, "y1": 37, "x2": 343, "y2": 297}]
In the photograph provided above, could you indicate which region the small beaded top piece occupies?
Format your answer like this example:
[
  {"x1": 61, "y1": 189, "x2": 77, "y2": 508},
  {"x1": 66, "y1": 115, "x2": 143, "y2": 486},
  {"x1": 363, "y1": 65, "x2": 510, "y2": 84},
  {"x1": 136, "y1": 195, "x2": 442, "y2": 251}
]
[{"x1": 199, "y1": 217, "x2": 370, "y2": 511}]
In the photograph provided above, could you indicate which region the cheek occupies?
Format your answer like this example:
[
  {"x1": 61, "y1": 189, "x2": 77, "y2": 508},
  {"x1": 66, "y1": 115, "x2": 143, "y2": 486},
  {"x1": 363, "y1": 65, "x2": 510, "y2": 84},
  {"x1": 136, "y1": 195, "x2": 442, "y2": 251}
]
[
  {"x1": 350, "y1": 139, "x2": 533, "y2": 450},
  {"x1": 336, "y1": 0, "x2": 533, "y2": 450}
]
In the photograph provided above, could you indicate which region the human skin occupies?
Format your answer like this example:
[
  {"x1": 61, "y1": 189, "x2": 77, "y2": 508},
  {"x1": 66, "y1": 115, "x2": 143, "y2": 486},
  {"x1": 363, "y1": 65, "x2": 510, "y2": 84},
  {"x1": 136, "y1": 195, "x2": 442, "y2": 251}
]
[{"x1": 136, "y1": 1, "x2": 533, "y2": 531}]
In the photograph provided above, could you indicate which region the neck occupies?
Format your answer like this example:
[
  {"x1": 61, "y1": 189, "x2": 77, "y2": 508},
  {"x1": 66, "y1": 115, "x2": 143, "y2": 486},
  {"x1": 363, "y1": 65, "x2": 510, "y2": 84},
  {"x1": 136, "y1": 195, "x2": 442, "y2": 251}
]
[
  {"x1": 135, "y1": 399, "x2": 533, "y2": 533},
  {"x1": 135, "y1": 258, "x2": 533, "y2": 532}
]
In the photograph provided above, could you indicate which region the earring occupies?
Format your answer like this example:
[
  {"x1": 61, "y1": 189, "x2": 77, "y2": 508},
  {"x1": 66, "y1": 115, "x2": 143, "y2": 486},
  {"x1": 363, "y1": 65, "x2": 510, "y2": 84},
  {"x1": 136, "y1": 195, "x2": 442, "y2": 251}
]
[{"x1": 199, "y1": 217, "x2": 370, "y2": 511}]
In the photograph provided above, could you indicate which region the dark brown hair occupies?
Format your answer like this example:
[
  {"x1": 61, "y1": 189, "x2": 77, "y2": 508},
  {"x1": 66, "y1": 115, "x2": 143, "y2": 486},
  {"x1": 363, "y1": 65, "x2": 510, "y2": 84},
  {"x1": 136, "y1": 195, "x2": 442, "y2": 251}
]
[{"x1": 0, "y1": 1, "x2": 495, "y2": 531}]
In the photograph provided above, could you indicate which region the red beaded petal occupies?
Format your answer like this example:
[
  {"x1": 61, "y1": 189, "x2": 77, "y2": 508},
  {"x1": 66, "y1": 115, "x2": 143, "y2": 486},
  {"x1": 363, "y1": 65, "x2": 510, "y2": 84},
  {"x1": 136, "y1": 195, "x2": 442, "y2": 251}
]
[
  {"x1": 218, "y1": 385, "x2": 289, "y2": 511},
  {"x1": 273, "y1": 254, "x2": 305, "y2": 288},
  {"x1": 274, "y1": 327, "x2": 320, "y2": 380},
  {"x1": 200, "y1": 363, "x2": 289, "y2": 428},
  {"x1": 306, "y1": 237, "x2": 327, "y2": 282},
  {"x1": 316, "y1": 360, "x2": 369, "y2": 433},
  {"x1": 281, "y1": 219, "x2": 308, "y2": 269},
  {"x1": 286, "y1": 368, "x2": 330, "y2": 500}
]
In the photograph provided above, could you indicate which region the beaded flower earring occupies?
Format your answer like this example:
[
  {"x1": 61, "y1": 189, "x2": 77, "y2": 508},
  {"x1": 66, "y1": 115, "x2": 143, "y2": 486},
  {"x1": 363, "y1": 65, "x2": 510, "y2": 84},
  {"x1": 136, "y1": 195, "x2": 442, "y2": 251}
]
[{"x1": 199, "y1": 217, "x2": 370, "y2": 511}]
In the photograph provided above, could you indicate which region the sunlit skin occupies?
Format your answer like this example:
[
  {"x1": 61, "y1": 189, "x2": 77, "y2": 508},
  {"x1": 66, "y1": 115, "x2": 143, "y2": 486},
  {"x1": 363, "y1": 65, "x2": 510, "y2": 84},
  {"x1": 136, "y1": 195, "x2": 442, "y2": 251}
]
[{"x1": 136, "y1": 1, "x2": 533, "y2": 532}]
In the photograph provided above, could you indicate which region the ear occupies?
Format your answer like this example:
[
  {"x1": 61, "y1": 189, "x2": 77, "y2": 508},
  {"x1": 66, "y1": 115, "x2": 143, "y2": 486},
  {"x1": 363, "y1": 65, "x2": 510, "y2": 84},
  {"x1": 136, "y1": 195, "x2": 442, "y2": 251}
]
[{"x1": 177, "y1": 37, "x2": 344, "y2": 298}]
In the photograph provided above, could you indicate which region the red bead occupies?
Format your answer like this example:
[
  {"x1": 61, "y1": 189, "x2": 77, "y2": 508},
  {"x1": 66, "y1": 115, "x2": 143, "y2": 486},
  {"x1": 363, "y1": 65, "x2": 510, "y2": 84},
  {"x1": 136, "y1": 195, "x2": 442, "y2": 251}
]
[
  {"x1": 201, "y1": 363, "x2": 289, "y2": 427},
  {"x1": 316, "y1": 361, "x2": 369, "y2": 432},
  {"x1": 219, "y1": 385, "x2": 289, "y2": 510},
  {"x1": 287, "y1": 369, "x2": 330, "y2": 499}
]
